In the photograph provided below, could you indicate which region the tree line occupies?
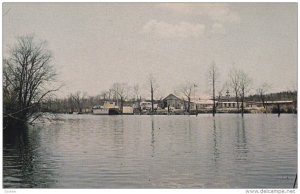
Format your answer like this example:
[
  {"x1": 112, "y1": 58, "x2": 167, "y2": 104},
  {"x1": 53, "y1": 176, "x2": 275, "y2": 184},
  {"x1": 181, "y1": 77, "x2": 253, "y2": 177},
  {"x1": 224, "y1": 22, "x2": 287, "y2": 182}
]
[{"x1": 3, "y1": 36, "x2": 297, "y2": 130}]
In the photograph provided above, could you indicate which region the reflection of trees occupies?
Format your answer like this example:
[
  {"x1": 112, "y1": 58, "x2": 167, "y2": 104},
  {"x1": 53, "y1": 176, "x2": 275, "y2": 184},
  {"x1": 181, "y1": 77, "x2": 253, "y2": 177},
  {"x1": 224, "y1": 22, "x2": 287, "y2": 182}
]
[
  {"x1": 188, "y1": 118, "x2": 192, "y2": 143},
  {"x1": 111, "y1": 116, "x2": 124, "y2": 151},
  {"x1": 151, "y1": 116, "x2": 155, "y2": 157},
  {"x1": 212, "y1": 118, "x2": 220, "y2": 162},
  {"x1": 3, "y1": 127, "x2": 56, "y2": 188},
  {"x1": 235, "y1": 118, "x2": 248, "y2": 161}
]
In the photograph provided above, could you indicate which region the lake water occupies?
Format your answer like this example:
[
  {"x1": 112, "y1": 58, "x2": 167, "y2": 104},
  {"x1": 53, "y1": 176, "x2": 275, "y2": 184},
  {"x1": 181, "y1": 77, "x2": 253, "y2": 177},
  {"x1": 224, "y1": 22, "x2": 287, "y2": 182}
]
[{"x1": 3, "y1": 114, "x2": 297, "y2": 188}]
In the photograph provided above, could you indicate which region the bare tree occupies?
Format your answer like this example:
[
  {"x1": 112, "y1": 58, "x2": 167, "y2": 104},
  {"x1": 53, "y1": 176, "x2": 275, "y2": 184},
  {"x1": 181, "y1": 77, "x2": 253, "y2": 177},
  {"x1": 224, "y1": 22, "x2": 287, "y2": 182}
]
[
  {"x1": 125, "y1": 84, "x2": 132, "y2": 101},
  {"x1": 133, "y1": 83, "x2": 141, "y2": 110},
  {"x1": 228, "y1": 67, "x2": 241, "y2": 111},
  {"x1": 257, "y1": 82, "x2": 271, "y2": 109},
  {"x1": 108, "y1": 89, "x2": 114, "y2": 100},
  {"x1": 216, "y1": 83, "x2": 227, "y2": 104},
  {"x1": 3, "y1": 35, "x2": 58, "y2": 128},
  {"x1": 175, "y1": 82, "x2": 194, "y2": 113},
  {"x1": 100, "y1": 91, "x2": 107, "y2": 100},
  {"x1": 239, "y1": 71, "x2": 251, "y2": 117},
  {"x1": 70, "y1": 91, "x2": 87, "y2": 113},
  {"x1": 66, "y1": 95, "x2": 75, "y2": 113},
  {"x1": 133, "y1": 84, "x2": 140, "y2": 101},
  {"x1": 207, "y1": 61, "x2": 219, "y2": 116},
  {"x1": 111, "y1": 82, "x2": 128, "y2": 112}
]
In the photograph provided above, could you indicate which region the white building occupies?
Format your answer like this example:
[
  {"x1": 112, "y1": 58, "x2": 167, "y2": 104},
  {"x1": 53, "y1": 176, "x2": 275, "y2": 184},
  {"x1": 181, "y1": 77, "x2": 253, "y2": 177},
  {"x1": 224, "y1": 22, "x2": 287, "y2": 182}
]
[
  {"x1": 191, "y1": 99, "x2": 214, "y2": 110},
  {"x1": 218, "y1": 101, "x2": 244, "y2": 109}
]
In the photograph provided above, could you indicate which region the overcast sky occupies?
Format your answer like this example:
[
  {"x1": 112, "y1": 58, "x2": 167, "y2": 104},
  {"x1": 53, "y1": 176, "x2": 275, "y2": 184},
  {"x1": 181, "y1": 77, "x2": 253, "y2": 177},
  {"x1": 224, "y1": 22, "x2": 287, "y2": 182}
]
[{"x1": 3, "y1": 3, "x2": 298, "y2": 98}]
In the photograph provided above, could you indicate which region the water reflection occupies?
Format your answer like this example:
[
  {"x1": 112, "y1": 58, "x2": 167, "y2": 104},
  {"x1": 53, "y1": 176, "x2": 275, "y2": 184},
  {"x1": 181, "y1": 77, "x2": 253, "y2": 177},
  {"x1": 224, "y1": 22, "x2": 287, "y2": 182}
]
[
  {"x1": 111, "y1": 116, "x2": 124, "y2": 151},
  {"x1": 3, "y1": 114, "x2": 297, "y2": 188},
  {"x1": 3, "y1": 127, "x2": 56, "y2": 188},
  {"x1": 235, "y1": 117, "x2": 248, "y2": 161},
  {"x1": 212, "y1": 118, "x2": 220, "y2": 162},
  {"x1": 151, "y1": 116, "x2": 155, "y2": 157}
]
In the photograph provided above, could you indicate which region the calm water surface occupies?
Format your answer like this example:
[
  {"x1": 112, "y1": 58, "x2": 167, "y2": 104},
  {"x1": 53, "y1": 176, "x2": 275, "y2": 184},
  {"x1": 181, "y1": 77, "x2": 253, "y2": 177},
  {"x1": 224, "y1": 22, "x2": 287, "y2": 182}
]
[{"x1": 3, "y1": 114, "x2": 297, "y2": 188}]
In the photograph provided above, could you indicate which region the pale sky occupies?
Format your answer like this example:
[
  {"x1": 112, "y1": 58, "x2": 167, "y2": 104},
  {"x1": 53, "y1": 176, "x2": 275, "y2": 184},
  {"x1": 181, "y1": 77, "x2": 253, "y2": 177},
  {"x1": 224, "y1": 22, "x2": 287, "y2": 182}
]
[{"x1": 3, "y1": 3, "x2": 298, "y2": 98}]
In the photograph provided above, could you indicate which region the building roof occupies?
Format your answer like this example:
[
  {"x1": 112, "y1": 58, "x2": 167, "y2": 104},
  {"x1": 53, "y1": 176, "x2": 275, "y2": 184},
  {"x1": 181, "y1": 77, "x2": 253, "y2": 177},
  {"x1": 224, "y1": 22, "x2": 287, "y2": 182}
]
[
  {"x1": 191, "y1": 99, "x2": 214, "y2": 105},
  {"x1": 264, "y1": 101, "x2": 294, "y2": 104},
  {"x1": 163, "y1": 94, "x2": 182, "y2": 101}
]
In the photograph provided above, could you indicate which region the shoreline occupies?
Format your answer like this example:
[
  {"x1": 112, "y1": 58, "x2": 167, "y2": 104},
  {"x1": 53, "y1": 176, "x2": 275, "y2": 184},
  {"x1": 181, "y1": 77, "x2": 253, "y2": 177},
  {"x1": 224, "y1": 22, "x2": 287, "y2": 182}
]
[{"x1": 45, "y1": 111, "x2": 297, "y2": 116}]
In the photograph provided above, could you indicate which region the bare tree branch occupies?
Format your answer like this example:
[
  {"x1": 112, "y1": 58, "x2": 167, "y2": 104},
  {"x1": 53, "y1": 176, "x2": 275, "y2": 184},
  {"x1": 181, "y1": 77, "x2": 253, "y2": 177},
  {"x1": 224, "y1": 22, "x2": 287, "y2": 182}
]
[
  {"x1": 207, "y1": 61, "x2": 219, "y2": 116},
  {"x1": 175, "y1": 81, "x2": 194, "y2": 113},
  {"x1": 3, "y1": 35, "x2": 58, "y2": 127}
]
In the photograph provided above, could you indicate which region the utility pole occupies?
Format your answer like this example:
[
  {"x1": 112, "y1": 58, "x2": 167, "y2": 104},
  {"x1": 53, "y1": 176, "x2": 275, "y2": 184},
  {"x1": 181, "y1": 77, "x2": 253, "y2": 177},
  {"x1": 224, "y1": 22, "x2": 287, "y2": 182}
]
[
  {"x1": 151, "y1": 82, "x2": 154, "y2": 113},
  {"x1": 212, "y1": 69, "x2": 216, "y2": 117}
]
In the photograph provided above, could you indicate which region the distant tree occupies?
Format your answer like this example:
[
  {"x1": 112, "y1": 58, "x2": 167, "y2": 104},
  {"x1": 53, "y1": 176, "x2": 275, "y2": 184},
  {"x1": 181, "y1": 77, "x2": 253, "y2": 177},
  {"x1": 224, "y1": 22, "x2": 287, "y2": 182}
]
[
  {"x1": 111, "y1": 82, "x2": 128, "y2": 112},
  {"x1": 61, "y1": 97, "x2": 69, "y2": 113},
  {"x1": 100, "y1": 91, "x2": 107, "y2": 100},
  {"x1": 133, "y1": 84, "x2": 140, "y2": 101},
  {"x1": 133, "y1": 83, "x2": 141, "y2": 110},
  {"x1": 3, "y1": 35, "x2": 58, "y2": 129},
  {"x1": 228, "y1": 67, "x2": 241, "y2": 111},
  {"x1": 216, "y1": 83, "x2": 227, "y2": 103},
  {"x1": 238, "y1": 71, "x2": 252, "y2": 117},
  {"x1": 257, "y1": 83, "x2": 271, "y2": 109},
  {"x1": 108, "y1": 89, "x2": 114, "y2": 100},
  {"x1": 125, "y1": 84, "x2": 132, "y2": 102},
  {"x1": 175, "y1": 82, "x2": 194, "y2": 113},
  {"x1": 228, "y1": 67, "x2": 252, "y2": 116},
  {"x1": 207, "y1": 61, "x2": 219, "y2": 116},
  {"x1": 86, "y1": 96, "x2": 95, "y2": 109},
  {"x1": 70, "y1": 91, "x2": 87, "y2": 113}
]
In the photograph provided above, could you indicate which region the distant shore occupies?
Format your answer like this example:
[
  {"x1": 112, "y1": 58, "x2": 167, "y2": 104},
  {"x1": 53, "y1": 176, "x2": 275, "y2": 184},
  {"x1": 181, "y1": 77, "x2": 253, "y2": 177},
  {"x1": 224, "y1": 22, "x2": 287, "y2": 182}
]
[{"x1": 52, "y1": 108, "x2": 297, "y2": 115}]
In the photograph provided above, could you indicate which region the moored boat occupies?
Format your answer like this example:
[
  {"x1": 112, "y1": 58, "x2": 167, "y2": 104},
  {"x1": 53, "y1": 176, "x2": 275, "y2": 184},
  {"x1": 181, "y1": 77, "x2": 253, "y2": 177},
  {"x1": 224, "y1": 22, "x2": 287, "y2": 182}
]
[{"x1": 92, "y1": 102, "x2": 120, "y2": 115}]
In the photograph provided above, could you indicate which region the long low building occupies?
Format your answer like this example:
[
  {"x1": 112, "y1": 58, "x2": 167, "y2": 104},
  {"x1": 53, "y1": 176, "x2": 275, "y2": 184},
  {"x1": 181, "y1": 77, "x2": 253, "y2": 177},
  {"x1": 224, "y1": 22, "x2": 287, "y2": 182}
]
[
  {"x1": 264, "y1": 101, "x2": 294, "y2": 105},
  {"x1": 218, "y1": 101, "x2": 246, "y2": 109},
  {"x1": 161, "y1": 93, "x2": 296, "y2": 112}
]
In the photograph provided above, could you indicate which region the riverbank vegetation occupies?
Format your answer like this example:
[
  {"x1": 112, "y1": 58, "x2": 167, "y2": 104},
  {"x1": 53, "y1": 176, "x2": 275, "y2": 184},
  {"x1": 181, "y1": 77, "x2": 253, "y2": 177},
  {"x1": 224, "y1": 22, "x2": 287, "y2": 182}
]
[{"x1": 3, "y1": 36, "x2": 59, "y2": 130}]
